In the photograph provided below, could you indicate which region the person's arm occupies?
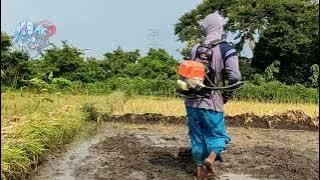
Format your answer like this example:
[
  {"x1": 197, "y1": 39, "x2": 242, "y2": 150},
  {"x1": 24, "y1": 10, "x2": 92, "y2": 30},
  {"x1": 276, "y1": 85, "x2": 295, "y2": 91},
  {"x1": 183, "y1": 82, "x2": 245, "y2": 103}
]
[
  {"x1": 225, "y1": 53, "x2": 241, "y2": 85},
  {"x1": 222, "y1": 46, "x2": 241, "y2": 103}
]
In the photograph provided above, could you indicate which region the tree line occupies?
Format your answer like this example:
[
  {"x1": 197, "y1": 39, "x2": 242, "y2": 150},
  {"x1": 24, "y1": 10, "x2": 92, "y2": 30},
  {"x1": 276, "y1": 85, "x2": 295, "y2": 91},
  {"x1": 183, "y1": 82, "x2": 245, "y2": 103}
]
[
  {"x1": 1, "y1": 31, "x2": 318, "y2": 103},
  {"x1": 1, "y1": 0, "x2": 319, "y2": 103}
]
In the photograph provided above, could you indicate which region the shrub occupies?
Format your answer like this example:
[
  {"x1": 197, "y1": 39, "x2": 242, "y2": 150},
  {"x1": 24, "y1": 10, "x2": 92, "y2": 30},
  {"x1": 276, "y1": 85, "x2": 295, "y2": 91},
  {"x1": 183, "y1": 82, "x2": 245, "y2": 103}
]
[
  {"x1": 81, "y1": 103, "x2": 99, "y2": 122},
  {"x1": 51, "y1": 78, "x2": 73, "y2": 90}
]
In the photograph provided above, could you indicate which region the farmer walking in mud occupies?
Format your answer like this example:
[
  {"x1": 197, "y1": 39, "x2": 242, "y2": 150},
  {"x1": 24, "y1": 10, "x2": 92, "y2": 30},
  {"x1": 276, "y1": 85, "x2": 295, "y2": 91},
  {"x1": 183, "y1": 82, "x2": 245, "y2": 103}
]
[{"x1": 179, "y1": 11, "x2": 241, "y2": 179}]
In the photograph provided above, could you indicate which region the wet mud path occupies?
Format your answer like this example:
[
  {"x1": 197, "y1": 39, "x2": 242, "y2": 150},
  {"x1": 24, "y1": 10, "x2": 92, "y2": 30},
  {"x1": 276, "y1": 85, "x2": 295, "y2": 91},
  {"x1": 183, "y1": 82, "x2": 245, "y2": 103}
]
[{"x1": 32, "y1": 114, "x2": 319, "y2": 180}]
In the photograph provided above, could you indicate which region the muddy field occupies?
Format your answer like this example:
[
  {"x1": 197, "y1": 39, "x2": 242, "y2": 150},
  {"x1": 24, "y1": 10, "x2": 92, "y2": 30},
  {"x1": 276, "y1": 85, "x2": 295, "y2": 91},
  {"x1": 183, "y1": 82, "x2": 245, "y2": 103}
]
[{"x1": 32, "y1": 113, "x2": 319, "y2": 180}]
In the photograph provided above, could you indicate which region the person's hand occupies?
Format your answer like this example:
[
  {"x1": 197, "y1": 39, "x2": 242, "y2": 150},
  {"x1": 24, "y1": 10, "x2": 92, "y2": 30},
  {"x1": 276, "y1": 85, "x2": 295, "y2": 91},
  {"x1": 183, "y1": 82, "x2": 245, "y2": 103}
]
[{"x1": 222, "y1": 92, "x2": 232, "y2": 104}]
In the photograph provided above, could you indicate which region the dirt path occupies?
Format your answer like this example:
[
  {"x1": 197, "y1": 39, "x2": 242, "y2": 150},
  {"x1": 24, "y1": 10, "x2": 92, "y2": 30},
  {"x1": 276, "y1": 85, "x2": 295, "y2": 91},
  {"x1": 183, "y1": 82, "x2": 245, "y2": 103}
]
[{"x1": 31, "y1": 120, "x2": 319, "y2": 180}]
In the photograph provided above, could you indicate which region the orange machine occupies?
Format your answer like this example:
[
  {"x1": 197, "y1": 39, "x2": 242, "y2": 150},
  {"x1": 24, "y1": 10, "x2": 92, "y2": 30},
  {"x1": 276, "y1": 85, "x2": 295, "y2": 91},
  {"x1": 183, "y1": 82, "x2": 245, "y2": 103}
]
[
  {"x1": 177, "y1": 60, "x2": 205, "y2": 80},
  {"x1": 176, "y1": 60, "x2": 243, "y2": 98}
]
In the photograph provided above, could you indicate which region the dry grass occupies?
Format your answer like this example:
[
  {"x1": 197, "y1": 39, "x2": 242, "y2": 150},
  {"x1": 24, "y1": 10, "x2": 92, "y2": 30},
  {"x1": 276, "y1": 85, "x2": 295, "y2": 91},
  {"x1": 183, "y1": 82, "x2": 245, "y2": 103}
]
[
  {"x1": 1, "y1": 91, "x2": 125, "y2": 128},
  {"x1": 224, "y1": 101, "x2": 318, "y2": 117},
  {"x1": 112, "y1": 96, "x2": 319, "y2": 117},
  {"x1": 1, "y1": 91, "x2": 126, "y2": 180}
]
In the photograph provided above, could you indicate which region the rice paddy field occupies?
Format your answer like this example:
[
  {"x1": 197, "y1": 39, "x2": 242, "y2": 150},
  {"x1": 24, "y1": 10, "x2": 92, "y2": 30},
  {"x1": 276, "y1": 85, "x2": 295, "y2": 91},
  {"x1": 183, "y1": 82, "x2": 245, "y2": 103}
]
[
  {"x1": 1, "y1": 92, "x2": 319, "y2": 180},
  {"x1": 112, "y1": 96, "x2": 319, "y2": 117}
]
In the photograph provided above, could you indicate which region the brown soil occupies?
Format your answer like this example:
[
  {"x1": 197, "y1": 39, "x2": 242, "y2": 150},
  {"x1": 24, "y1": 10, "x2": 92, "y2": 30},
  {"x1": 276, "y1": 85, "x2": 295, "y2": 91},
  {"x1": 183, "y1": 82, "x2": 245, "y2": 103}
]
[
  {"x1": 101, "y1": 110, "x2": 319, "y2": 131},
  {"x1": 32, "y1": 122, "x2": 319, "y2": 180},
  {"x1": 77, "y1": 135, "x2": 318, "y2": 180}
]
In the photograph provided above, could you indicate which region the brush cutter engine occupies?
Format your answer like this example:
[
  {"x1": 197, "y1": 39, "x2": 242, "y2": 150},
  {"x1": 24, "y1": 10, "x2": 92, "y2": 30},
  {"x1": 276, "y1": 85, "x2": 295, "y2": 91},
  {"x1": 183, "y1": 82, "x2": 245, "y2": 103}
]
[
  {"x1": 176, "y1": 60, "x2": 243, "y2": 99},
  {"x1": 176, "y1": 60, "x2": 206, "y2": 91},
  {"x1": 176, "y1": 40, "x2": 243, "y2": 99}
]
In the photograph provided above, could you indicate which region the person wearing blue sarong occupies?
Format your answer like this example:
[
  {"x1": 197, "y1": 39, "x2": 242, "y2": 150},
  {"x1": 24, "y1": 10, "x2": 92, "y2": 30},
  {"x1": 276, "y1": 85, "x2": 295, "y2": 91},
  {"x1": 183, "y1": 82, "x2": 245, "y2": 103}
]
[{"x1": 185, "y1": 11, "x2": 241, "y2": 179}]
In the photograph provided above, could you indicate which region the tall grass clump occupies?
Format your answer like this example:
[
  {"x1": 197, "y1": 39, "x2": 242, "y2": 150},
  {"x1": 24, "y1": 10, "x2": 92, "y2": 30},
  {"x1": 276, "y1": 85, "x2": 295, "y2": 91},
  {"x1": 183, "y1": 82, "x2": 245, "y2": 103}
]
[
  {"x1": 81, "y1": 103, "x2": 99, "y2": 122},
  {"x1": 1, "y1": 91, "x2": 127, "y2": 180},
  {"x1": 1, "y1": 105, "x2": 85, "y2": 179}
]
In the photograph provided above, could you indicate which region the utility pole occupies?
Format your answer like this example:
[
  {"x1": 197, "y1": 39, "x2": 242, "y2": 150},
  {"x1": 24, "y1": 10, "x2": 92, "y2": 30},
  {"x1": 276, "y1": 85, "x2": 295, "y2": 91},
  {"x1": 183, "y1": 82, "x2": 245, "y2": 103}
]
[{"x1": 147, "y1": 28, "x2": 160, "y2": 49}]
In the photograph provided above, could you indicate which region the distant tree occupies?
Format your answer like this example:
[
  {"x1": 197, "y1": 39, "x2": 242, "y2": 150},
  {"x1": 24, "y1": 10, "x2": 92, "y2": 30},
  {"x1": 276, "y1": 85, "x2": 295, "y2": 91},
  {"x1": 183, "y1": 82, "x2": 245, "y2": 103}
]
[
  {"x1": 250, "y1": 0, "x2": 319, "y2": 85},
  {"x1": 123, "y1": 48, "x2": 179, "y2": 80},
  {"x1": 84, "y1": 57, "x2": 108, "y2": 82},
  {"x1": 100, "y1": 47, "x2": 140, "y2": 78},
  {"x1": 1, "y1": 32, "x2": 11, "y2": 52},
  {"x1": 40, "y1": 41, "x2": 86, "y2": 81},
  {"x1": 1, "y1": 50, "x2": 31, "y2": 87},
  {"x1": 175, "y1": 0, "x2": 319, "y2": 85},
  {"x1": 1, "y1": 32, "x2": 31, "y2": 87}
]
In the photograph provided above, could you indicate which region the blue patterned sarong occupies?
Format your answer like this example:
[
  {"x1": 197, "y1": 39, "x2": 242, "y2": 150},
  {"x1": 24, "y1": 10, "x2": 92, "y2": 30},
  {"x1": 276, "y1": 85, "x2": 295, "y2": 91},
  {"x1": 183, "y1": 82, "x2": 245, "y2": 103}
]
[{"x1": 186, "y1": 107, "x2": 231, "y2": 165}]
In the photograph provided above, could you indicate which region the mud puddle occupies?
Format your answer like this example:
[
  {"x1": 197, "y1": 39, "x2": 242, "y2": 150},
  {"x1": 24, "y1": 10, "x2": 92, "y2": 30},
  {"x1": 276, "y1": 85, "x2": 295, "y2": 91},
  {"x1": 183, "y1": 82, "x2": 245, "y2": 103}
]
[{"x1": 32, "y1": 122, "x2": 319, "y2": 180}]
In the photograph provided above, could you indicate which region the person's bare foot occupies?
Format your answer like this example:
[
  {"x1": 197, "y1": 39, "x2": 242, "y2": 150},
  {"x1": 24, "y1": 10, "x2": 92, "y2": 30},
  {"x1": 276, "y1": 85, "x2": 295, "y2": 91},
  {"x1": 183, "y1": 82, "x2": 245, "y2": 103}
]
[
  {"x1": 195, "y1": 166, "x2": 207, "y2": 180},
  {"x1": 204, "y1": 152, "x2": 217, "y2": 177}
]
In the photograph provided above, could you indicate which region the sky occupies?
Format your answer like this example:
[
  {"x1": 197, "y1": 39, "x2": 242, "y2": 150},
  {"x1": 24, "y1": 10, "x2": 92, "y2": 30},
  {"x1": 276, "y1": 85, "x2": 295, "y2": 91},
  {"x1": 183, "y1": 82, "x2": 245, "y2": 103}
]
[{"x1": 1, "y1": 0, "x2": 252, "y2": 59}]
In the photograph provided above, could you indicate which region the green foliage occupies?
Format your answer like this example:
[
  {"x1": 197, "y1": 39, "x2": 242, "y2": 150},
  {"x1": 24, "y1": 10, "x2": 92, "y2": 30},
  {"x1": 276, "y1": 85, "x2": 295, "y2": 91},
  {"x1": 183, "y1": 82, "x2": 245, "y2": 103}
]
[
  {"x1": 67, "y1": 77, "x2": 318, "y2": 104},
  {"x1": 108, "y1": 77, "x2": 177, "y2": 97},
  {"x1": 81, "y1": 57, "x2": 108, "y2": 82},
  {"x1": 41, "y1": 41, "x2": 86, "y2": 81},
  {"x1": 24, "y1": 78, "x2": 51, "y2": 93},
  {"x1": 81, "y1": 82, "x2": 112, "y2": 95},
  {"x1": 263, "y1": 60, "x2": 280, "y2": 81},
  {"x1": 235, "y1": 81, "x2": 319, "y2": 103},
  {"x1": 1, "y1": 69, "x2": 6, "y2": 78},
  {"x1": 1, "y1": 32, "x2": 31, "y2": 88},
  {"x1": 239, "y1": 58, "x2": 257, "y2": 81},
  {"x1": 309, "y1": 64, "x2": 319, "y2": 87},
  {"x1": 1, "y1": 51, "x2": 31, "y2": 88},
  {"x1": 51, "y1": 78, "x2": 73, "y2": 90},
  {"x1": 1, "y1": 32, "x2": 11, "y2": 52},
  {"x1": 123, "y1": 49, "x2": 179, "y2": 80},
  {"x1": 252, "y1": 1, "x2": 319, "y2": 85},
  {"x1": 101, "y1": 47, "x2": 140, "y2": 78}
]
